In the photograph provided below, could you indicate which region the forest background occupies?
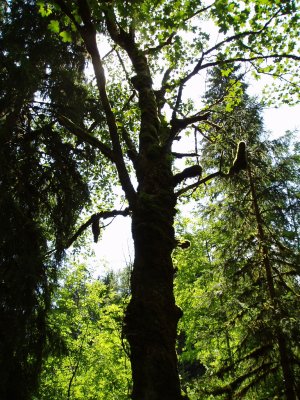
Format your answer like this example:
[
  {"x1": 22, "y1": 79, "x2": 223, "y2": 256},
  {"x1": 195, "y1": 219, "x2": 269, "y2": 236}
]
[{"x1": 1, "y1": 1, "x2": 300, "y2": 399}]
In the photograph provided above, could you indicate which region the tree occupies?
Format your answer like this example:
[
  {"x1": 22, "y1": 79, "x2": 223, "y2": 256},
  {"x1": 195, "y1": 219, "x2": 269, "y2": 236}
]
[
  {"x1": 0, "y1": 2, "x2": 92, "y2": 398},
  {"x1": 175, "y1": 69, "x2": 300, "y2": 398},
  {"x1": 1, "y1": 0, "x2": 300, "y2": 399}
]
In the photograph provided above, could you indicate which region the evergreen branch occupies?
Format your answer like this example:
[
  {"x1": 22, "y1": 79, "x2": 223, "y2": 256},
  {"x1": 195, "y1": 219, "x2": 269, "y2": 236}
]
[
  {"x1": 57, "y1": 114, "x2": 115, "y2": 161},
  {"x1": 273, "y1": 266, "x2": 300, "y2": 297},
  {"x1": 65, "y1": 208, "x2": 130, "y2": 249},
  {"x1": 207, "y1": 362, "x2": 274, "y2": 395},
  {"x1": 235, "y1": 366, "x2": 278, "y2": 398}
]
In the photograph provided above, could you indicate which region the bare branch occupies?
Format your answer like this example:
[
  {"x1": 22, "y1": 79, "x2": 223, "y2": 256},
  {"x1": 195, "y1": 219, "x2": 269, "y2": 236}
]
[
  {"x1": 176, "y1": 171, "x2": 222, "y2": 197},
  {"x1": 171, "y1": 112, "x2": 210, "y2": 134},
  {"x1": 172, "y1": 152, "x2": 200, "y2": 158},
  {"x1": 66, "y1": 208, "x2": 130, "y2": 249}
]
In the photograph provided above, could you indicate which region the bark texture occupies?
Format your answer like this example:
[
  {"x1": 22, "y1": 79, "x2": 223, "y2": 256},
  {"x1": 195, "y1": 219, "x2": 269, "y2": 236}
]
[{"x1": 125, "y1": 154, "x2": 184, "y2": 400}]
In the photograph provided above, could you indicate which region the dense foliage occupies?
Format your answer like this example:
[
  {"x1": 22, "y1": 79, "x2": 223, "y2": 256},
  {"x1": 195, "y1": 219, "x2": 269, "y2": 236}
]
[
  {"x1": 175, "y1": 74, "x2": 300, "y2": 398},
  {"x1": 1, "y1": 0, "x2": 299, "y2": 399},
  {"x1": 36, "y1": 264, "x2": 131, "y2": 400}
]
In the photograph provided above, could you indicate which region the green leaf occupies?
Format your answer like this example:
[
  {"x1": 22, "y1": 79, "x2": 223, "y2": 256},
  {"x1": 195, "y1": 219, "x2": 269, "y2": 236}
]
[
  {"x1": 59, "y1": 30, "x2": 72, "y2": 43},
  {"x1": 48, "y1": 20, "x2": 60, "y2": 33},
  {"x1": 37, "y1": 1, "x2": 52, "y2": 17}
]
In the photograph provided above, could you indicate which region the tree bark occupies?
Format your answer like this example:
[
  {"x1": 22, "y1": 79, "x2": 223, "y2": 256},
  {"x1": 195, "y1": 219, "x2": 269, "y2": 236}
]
[{"x1": 124, "y1": 146, "x2": 185, "y2": 399}]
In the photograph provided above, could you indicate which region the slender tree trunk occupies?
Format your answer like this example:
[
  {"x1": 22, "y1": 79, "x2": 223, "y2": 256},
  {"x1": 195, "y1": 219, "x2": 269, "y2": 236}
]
[{"x1": 248, "y1": 164, "x2": 296, "y2": 400}]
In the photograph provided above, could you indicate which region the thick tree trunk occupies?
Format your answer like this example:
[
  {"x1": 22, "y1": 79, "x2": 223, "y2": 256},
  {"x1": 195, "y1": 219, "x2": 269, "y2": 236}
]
[{"x1": 124, "y1": 154, "x2": 184, "y2": 400}]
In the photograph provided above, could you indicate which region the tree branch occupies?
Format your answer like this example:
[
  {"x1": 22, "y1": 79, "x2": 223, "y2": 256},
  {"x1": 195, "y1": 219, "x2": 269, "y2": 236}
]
[
  {"x1": 173, "y1": 165, "x2": 203, "y2": 186},
  {"x1": 121, "y1": 127, "x2": 138, "y2": 165},
  {"x1": 57, "y1": 114, "x2": 115, "y2": 161},
  {"x1": 172, "y1": 152, "x2": 200, "y2": 159},
  {"x1": 52, "y1": 0, "x2": 81, "y2": 29},
  {"x1": 179, "y1": 7, "x2": 296, "y2": 86},
  {"x1": 68, "y1": 0, "x2": 137, "y2": 206},
  {"x1": 202, "y1": 7, "x2": 283, "y2": 60},
  {"x1": 171, "y1": 112, "x2": 210, "y2": 134},
  {"x1": 145, "y1": 33, "x2": 176, "y2": 55},
  {"x1": 176, "y1": 171, "x2": 222, "y2": 197},
  {"x1": 66, "y1": 208, "x2": 130, "y2": 249},
  {"x1": 145, "y1": 3, "x2": 214, "y2": 55},
  {"x1": 197, "y1": 53, "x2": 300, "y2": 73}
]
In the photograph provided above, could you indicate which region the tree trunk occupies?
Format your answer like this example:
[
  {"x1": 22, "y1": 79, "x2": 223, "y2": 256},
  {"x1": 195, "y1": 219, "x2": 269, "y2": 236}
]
[
  {"x1": 124, "y1": 152, "x2": 185, "y2": 400},
  {"x1": 74, "y1": 8, "x2": 185, "y2": 397}
]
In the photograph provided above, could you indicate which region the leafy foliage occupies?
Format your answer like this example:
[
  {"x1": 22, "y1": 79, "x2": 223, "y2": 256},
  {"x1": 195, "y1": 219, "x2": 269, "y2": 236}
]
[{"x1": 36, "y1": 264, "x2": 131, "y2": 400}]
